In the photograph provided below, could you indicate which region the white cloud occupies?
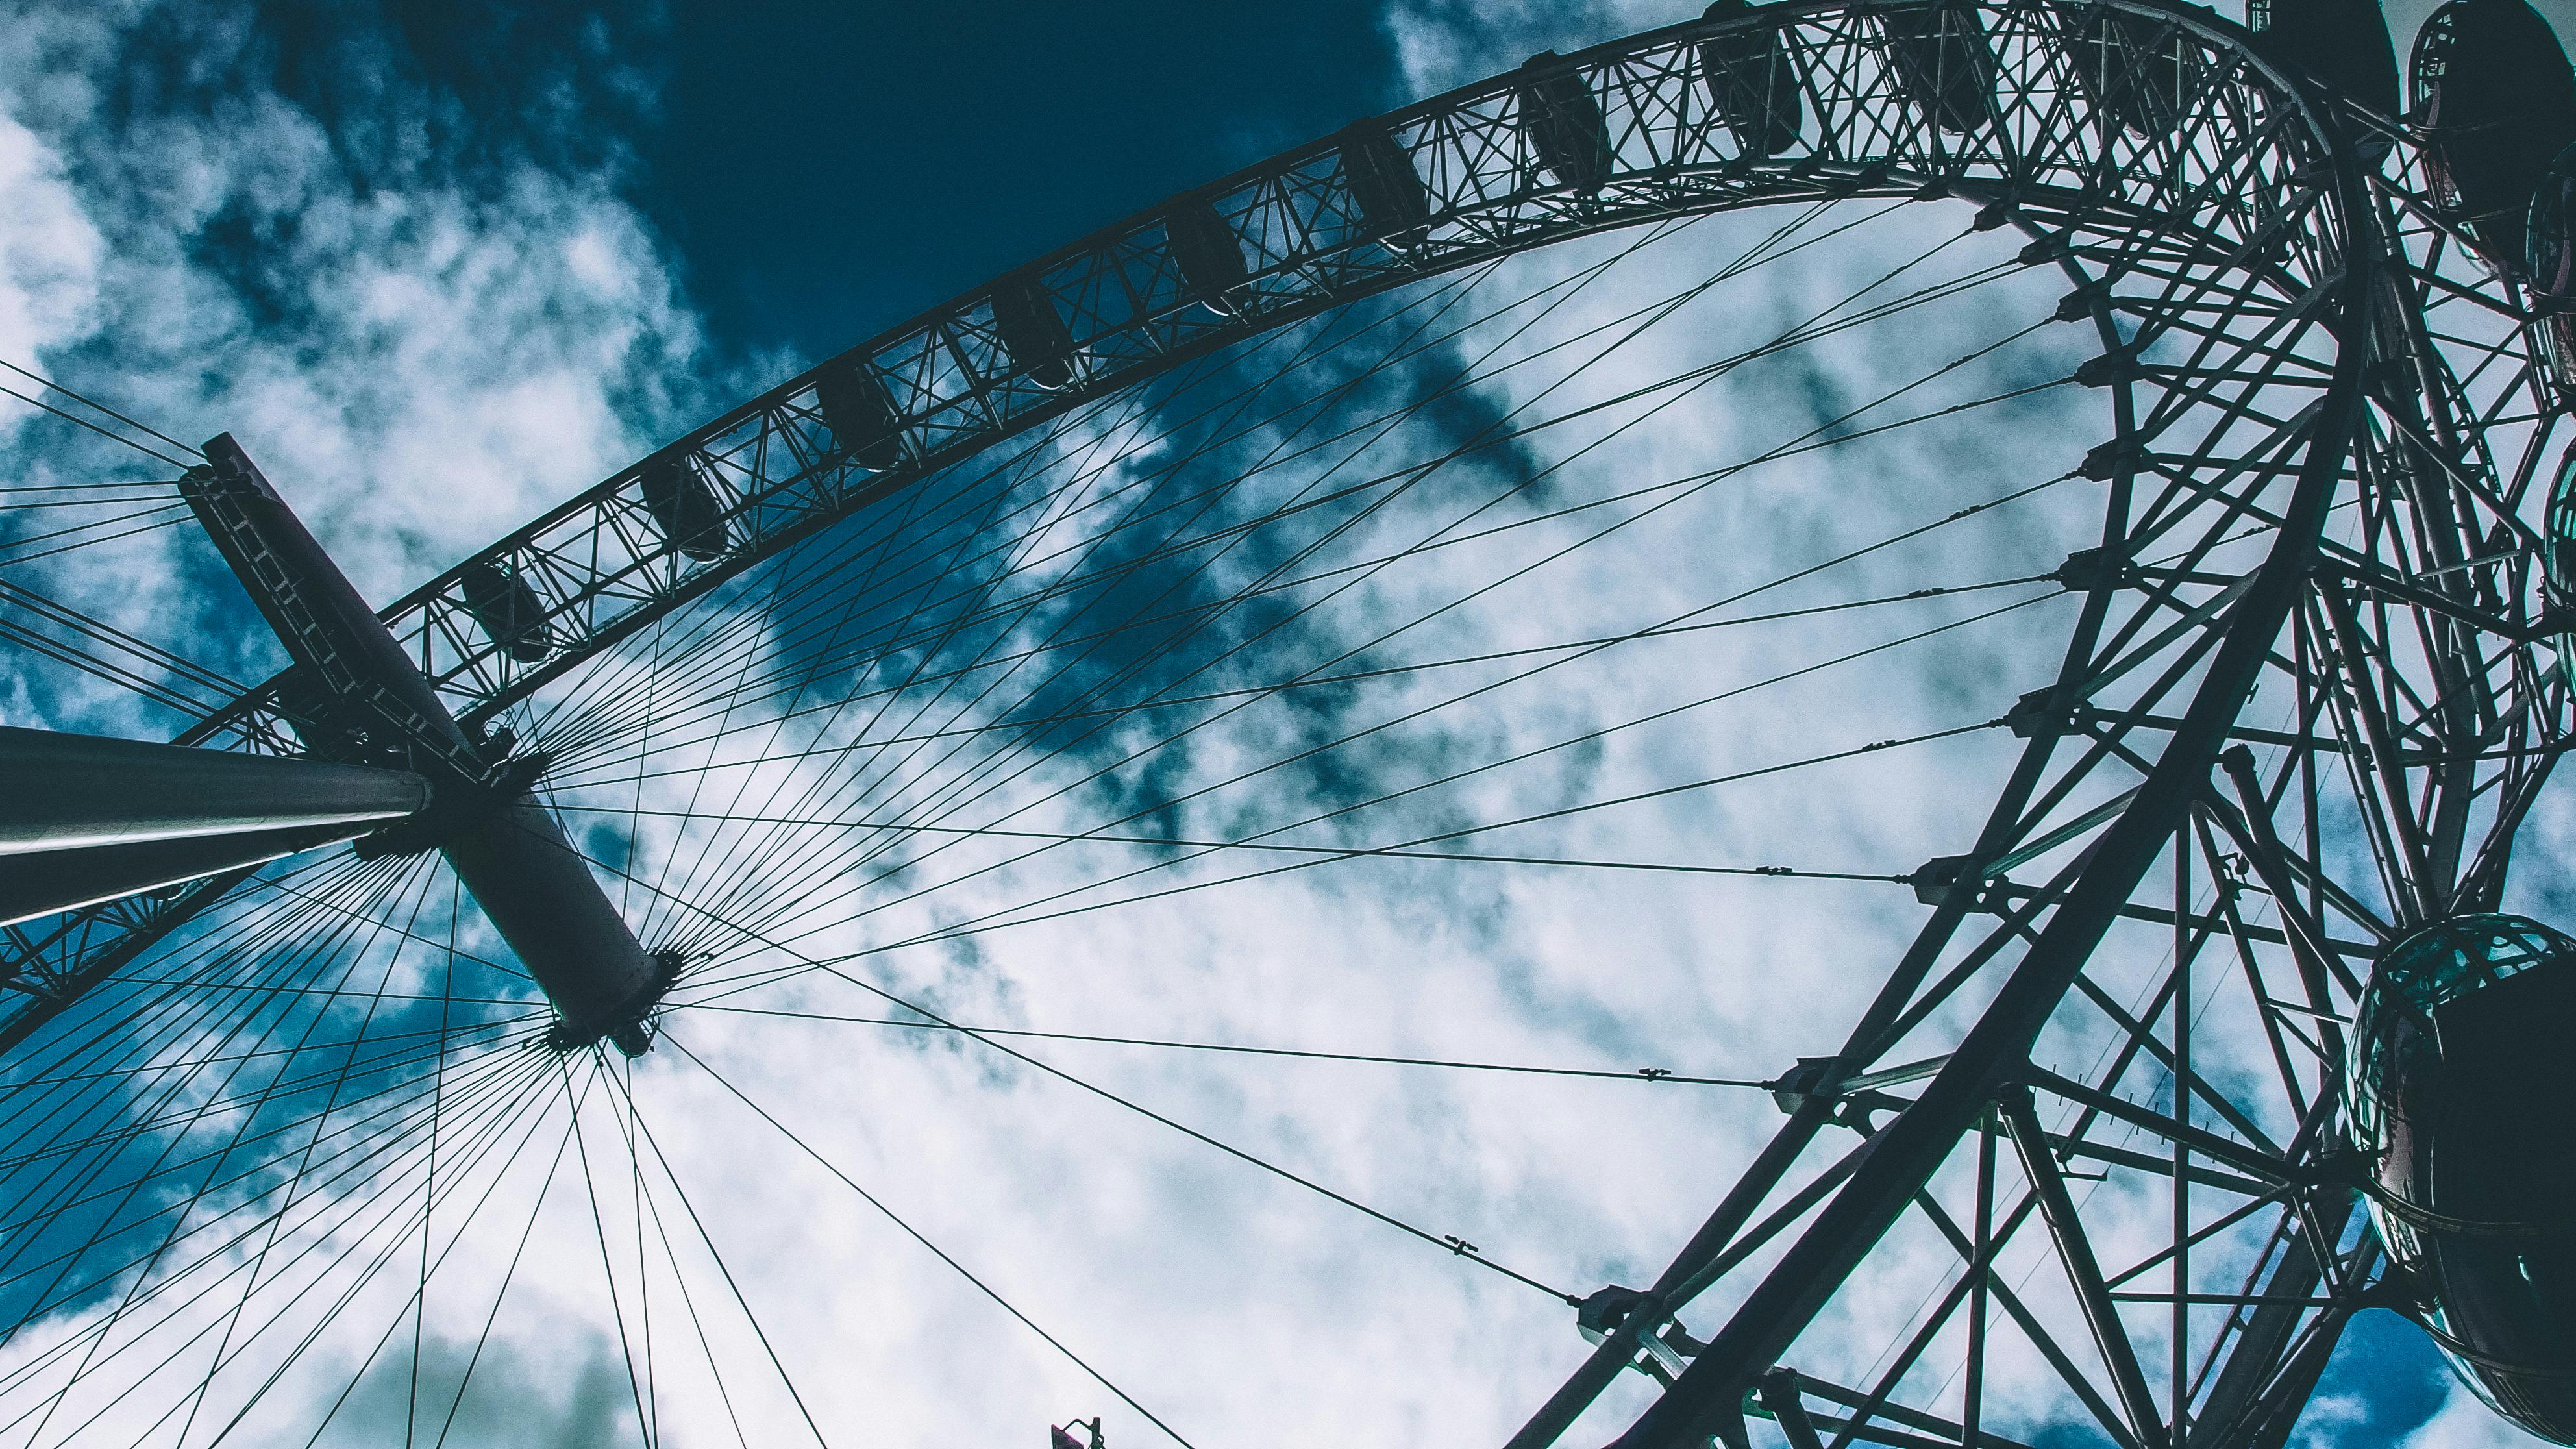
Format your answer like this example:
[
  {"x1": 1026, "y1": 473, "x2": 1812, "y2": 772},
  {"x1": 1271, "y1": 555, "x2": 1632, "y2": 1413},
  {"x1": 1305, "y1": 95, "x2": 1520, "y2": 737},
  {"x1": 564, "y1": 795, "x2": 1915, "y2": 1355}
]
[{"x1": 0, "y1": 0, "x2": 728, "y2": 732}]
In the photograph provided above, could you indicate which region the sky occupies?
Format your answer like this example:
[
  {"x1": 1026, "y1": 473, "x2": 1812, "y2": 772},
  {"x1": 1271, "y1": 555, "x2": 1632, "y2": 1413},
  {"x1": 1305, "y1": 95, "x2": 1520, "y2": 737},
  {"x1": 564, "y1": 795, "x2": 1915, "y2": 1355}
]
[{"x1": 0, "y1": 1, "x2": 2571, "y2": 1448}]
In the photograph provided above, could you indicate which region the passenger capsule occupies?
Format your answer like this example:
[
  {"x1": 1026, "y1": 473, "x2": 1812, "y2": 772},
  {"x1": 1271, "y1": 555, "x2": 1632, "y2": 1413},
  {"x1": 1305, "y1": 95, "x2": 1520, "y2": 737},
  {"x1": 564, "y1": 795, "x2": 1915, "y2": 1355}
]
[
  {"x1": 1337, "y1": 119, "x2": 1433, "y2": 245},
  {"x1": 1877, "y1": 0, "x2": 2000, "y2": 136},
  {"x1": 2547, "y1": 443, "x2": 2576, "y2": 680},
  {"x1": 2411, "y1": 0, "x2": 2576, "y2": 277},
  {"x1": 1515, "y1": 51, "x2": 1613, "y2": 193},
  {"x1": 458, "y1": 560, "x2": 552, "y2": 664},
  {"x1": 2248, "y1": 0, "x2": 2399, "y2": 116},
  {"x1": 990, "y1": 275, "x2": 1078, "y2": 390},
  {"x1": 2533, "y1": 143, "x2": 2576, "y2": 388},
  {"x1": 2347, "y1": 915, "x2": 2576, "y2": 1444},
  {"x1": 2054, "y1": 0, "x2": 2188, "y2": 137},
  {"x1": 1165, "y1": 197, "x2": 1250, "y2": 314},
  {"x1": 814, "y1": 362, "x2": 904, "y2": 471},
  {"x1": 1699, "y1": 0, "x2": 1805, "y2": 158},
  {"x1": 638, "y1": 453, "x2": 729, "y2": 563}
]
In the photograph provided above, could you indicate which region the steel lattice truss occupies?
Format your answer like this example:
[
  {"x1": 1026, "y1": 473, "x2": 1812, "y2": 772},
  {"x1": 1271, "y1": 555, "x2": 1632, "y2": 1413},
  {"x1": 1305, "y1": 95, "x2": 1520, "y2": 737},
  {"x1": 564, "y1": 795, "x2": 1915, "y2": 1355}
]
[{"x1": 3, "y1": 1, "x2": 2568, "y2": 1445}]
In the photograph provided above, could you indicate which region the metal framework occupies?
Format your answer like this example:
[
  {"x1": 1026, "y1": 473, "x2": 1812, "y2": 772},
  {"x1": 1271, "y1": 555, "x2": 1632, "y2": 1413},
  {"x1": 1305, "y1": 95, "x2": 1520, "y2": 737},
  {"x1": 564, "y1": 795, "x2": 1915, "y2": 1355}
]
[{"x1": 2, "y1": 0, "x2": 2568, "y2": 1443}]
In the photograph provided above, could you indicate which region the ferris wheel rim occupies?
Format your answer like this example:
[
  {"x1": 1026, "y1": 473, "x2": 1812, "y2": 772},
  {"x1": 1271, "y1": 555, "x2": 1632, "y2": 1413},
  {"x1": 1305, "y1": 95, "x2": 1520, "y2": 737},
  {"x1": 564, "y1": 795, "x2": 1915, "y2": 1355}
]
[
  {"x1": 8, "y1": 2, "x2": 2512, "y2": 1445},
  {"x1": 127, "y1": 0, "x2": 2375, "y2": 760}
]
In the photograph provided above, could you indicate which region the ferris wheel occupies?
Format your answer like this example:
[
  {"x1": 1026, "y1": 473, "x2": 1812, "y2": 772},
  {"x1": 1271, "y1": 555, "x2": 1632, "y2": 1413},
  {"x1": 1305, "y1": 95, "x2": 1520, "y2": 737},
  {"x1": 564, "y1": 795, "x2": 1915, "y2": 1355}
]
[{"x1": 1, "y1": 0, "x2": 2571, "y2": 1444}]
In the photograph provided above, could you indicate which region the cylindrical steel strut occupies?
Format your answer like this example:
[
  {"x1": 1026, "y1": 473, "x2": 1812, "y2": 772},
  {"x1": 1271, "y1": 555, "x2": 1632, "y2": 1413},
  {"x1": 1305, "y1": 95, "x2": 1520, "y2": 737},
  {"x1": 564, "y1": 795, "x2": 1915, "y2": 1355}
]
[
  {"x1": 0, "y1": 724, "x2": 428, "y2": 854},
  {"x1": 180, "y1": 434, "x2": 671, "y2": 1052},
  {"x1": 0, "y1": 725, "x2": 429, "y2": 925}
]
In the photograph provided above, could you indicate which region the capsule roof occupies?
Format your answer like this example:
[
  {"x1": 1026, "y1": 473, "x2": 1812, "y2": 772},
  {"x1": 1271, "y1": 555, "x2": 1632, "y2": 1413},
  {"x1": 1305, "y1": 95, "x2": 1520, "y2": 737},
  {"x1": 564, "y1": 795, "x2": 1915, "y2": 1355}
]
[
  {"x1": 2251, "y1": 0, "x2": 2400, "y2": 115},
  {"x1": 2366, "y1": 913, "x2": 2573, "y2": 1017},
  {"x1": 2410, "y1": 0, "x2": 2576, "y2": 273}
]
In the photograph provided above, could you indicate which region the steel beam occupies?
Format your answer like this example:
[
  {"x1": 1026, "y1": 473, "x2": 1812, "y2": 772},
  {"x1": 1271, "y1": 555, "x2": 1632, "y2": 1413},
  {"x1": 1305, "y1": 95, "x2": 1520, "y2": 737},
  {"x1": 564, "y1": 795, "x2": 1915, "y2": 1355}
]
[
  {"x1": 179, "y1": 436, "x2": 671, "y2": 1052},
  {"x1": 0, "y1": 723, "x2": 427, "y2": 855},
  {"x1": 3, "y1": 825, "x2": 354, "y2": 926},
  {"x1": 1594, "y1": 86, "x2": 2372, "y2": 1437},
  {"x1": 0, "y1": 724, "x2": 425, "y2": 924}
]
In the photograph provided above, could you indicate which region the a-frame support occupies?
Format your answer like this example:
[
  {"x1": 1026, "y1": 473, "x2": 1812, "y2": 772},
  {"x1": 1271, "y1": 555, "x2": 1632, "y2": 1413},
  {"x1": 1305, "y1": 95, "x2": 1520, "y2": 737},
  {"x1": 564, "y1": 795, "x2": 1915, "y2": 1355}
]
[
  {"x1": 177, "y1": 434, "x2": 672, "y2": 1052},
  {"x1": 0, "y1": 724, "x2": 427, "y2": 926}
]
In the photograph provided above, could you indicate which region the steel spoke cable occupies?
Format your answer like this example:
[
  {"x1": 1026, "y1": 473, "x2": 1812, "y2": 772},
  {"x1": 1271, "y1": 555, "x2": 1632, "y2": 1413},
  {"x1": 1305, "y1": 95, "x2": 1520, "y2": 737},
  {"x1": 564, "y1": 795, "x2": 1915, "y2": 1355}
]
[
  {"x1": 0, "y1": 619, "x2": 223, "y2": 717},
  {"x1": 556, "y1": 573, "x2": 2050, "y2": 775},
  {"x1": 527, "y1": 330, "x2": 1222, "y2": 873},
  {"x1": 526, "y1": 336, "x2": 1195, "y2": 762},
  {"x1": 592, "y1": 582, "x2": 2060, "y2": 965},
  {"x1": 569, "y1": 850, "x2": 1583, "y2": 1306},
  {"x1": 0, "y1": 359, "x2": 202, "y2": 461},
  {"x1": 0, "y1": 384, "x2": 192, "y2": 471},
  {"x1": 525, "y1": 198, "x2": 1892, "y2": 786},
  {"x1": 543, "y1": 483, "x2": 2032, "y2": 782},
  {"x1": 527, "y1": 201, "x2": 1811, "y2": 760},
  {"x1": 232, "y1": 866, "x2": 534, "y2": 983},
  {"x1": 0, "y1": 1041, "x2": 545, "y2": 1394},
  {"x1": 0, "y1": 1018, "x2": 543, "y2": 1195},
  {"x1": 654, "y1": 1035, "x2": 1199, "y2": 1448},
  {"x1": 749, "y1": 713, "x2": 2004, "y2": 972},
  {"x1": 597, "y1": 1059, "x2": 835, "y2": 1449},
  {"x1": 0, "y1": 1013, "x2": 535, "y2": 1095},
  {"x1": 0, "y1": 494, "x2": 179, "y2": 510},
  {"x1": 584, "y1": 241, "x2": 1593, "y2": 942},
  {"x1": 0, "y1": 504, "x2": 195, "y2": 565},
  {"x1": 619, "y1": 1057, "x2": 658, "y2": 1449},
  {"x1": 0, "y1": 858, "x2": 362, "y2": 1102},
  {"x1": 0, "y1": 977, "x2": 534, "y2": 1172},
  {"x1": 644, "y1": 219, "x2": 2025, "y2": 960},
  {"x1": 613, "y1": 1073, "x2": 754, "y2": 1449},
  {"x1": 0, "y1": 990, "x2": 502, "y2": 1196},
  {"x1": 540, "y1": 252, "x2": 2031, "y2": 792},
  {"x1": 36, "y1": 1037, "x2": 562, "y2": 1430},
  {"x1": 0, "y1": 855, "x2": 419, "y2": 1193},
  {"x1": 560, "y1": 1057, "x2": 659, "y2": 1449},
  {"x1": 626, "y1": 359, "x2": 1210, "y2": 951},
  {"x1": 519, "y1": 254, "x2": 1517, "y2": 771},
  {"x1": 671, "y1": 360, "x2": 2074, "y2": 977},
  {"x1": 532, "y1": 251, "x2": 1515, "y2": 728},
  {"x1": 428, "y1": 1109, "x2": 576, "y2": 1449},
  {"x1": 177, "y1": 1043, "x2": 571, "y2": 1449},
  {"x1": 250, "y1": 1050, "x2": 562, "y2": 1449},
  {"x1": 163, "y1": 856, "x2": 460, "y2": 1449},
  {"x1": 549, "y1": 251, "x2": 1731, "y2": 824},
  {"x1": 654, "y1": 267, "x2": 1644, "y2": 948},
  {"x1": 627, "y1": 262, "x2": 1996, "y2": 752},
  {"x1": 613, "y1": 510, "x2": 2019, "y2": 990},
  {"x1": 676, "y1": 1004, "x2": 1776, "y2": 1086},
  {"x1": 0, "y1": 1036, "x2": 553, "y2": 1425},
  {"x1": 0, "y1": 854, "x2": 430, "y2": 1320},
  {"x1": 9, "y1": 861, "x2": 449, "y2": 1428},
  {"x1": 675, "y1": 489, "x2": 2061, "y2": 985},
  {"x1": 0, "y1": 480, "x2": 180, "y2": 493},
  {"x1": 0, "y1": 856, "x2": 453, "y2": 1371},
  {"x1": 30, "y1": 1059, "x2": 551, "y2": 1448},
  {"x1": 631, "y1": 260, "x2": 1576, "y2": 954},
  {"x1": 542, "y1": 204, "x2": 1975, "y2": 803},
  {"x1": 695, "y1": 220, "x2": 2019, "y2": 907},
  {"x1": 613, "y1": 423, "x2": 1037, "y2": 947},
  {"x1": 546, "y1": 363, "x2": 2055, "y2": 809},
  {"x1": 547, "y1": 209, "x2": 1898, "y2": 751},
  {"x1": 0, "y1": 852, "x2": 399, "y2": 1182},
  {"x1": 614, "y1": 395, "x2": 1167, "y2": 948},
  {"x1": 612, "y1": 814, "x2": 1927, "y2": 882}
]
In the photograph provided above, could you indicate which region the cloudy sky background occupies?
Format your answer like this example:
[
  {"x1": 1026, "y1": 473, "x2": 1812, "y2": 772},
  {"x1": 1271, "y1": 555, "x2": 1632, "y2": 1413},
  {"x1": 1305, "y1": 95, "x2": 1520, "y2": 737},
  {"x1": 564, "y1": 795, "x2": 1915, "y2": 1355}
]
[{"x1": 0, "y1": 1, "x2": 2571, "y2": 1446}]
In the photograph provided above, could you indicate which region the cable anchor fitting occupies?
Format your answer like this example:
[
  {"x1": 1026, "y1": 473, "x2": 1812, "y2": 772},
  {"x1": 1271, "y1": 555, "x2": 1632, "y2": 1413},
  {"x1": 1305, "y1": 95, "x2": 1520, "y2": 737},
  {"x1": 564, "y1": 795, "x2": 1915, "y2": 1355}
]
[{"x1": 1576, "y1": 1285, "x2": 1706, "y2": 1385}]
